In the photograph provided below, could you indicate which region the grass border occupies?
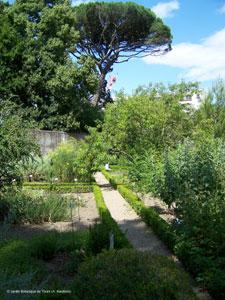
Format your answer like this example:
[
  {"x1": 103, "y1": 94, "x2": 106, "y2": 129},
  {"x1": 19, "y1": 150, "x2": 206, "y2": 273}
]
[{"x1": 92, "y1": 184, "x2": 131, "y2": 249}]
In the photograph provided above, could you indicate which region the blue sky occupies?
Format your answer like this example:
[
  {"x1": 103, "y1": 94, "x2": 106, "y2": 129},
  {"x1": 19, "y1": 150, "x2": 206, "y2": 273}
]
[
  {"x1": 72, "y1": 0, "x2": 225, "y2": 94},
  {"x1": 8, "y1": 0, "x2": 225, "y2": 94},
  {"x1": 105, "y1": 0, "x2": 225, "y2": 94}
]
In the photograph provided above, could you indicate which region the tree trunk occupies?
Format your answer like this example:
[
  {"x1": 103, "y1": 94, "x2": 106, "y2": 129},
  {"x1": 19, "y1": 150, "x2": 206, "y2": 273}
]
[{"x1": 93, "y1": 72, "x2": 106, "y2": 107}]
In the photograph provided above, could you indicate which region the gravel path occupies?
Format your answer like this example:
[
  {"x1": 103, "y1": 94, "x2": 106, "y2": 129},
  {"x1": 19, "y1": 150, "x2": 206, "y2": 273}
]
[
  {"x1": 94, "y1": 172, "x2": 212, "y2": 300},
  {"x1": 94, "y1": 172, "x2": 172, "y2": 256}
]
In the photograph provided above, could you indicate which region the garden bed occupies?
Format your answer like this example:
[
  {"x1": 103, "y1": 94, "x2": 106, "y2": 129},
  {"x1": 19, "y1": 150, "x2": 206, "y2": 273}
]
[{"x1": 0, "y1": 192, "x2": 99, "y2": 241}]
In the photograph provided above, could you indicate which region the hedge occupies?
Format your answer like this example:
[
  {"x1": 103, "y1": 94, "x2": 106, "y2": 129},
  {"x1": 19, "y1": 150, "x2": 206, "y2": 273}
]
[
  {"x1": 23, "y1": 182, "x2": 94, "y2": 186},
  {"x1": 102, "y1": 169, "x2": 176, "y2": 251},
  {"x1": 93, "y1": 185, "x2": 131, "y2": 249},
  {"x1": 23, "y1": 183, "x2": 93, "y2": 193}
]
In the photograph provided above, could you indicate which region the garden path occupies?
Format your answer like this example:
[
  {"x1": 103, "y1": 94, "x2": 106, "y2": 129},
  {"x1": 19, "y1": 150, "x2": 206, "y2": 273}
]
[
  {"x1": 94, "y1": 172, "x2": 172, "y2": 256},
  {"x1": 94, "y1": 172, "x2": 212, "y2": 300}
]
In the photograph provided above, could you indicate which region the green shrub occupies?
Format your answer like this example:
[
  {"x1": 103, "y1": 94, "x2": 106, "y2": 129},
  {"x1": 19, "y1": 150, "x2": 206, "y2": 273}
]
[
  {"x1": 0, "y1": 270, "x2": 38, "y2": 300},
  {"x1": 123, "y1": 138, "x2": 225, "y2": 299},
  {"x1": 0, "y1": 231, "x2": 90, "y2": 299},
  {"x1": 128, "y1": 151, "x2": 164, "y2": 196},
  {"x1": 0, "y1": 240, "x2": 34, "y2": 274},
  {"x1": 0, "y1": 101, "x2": 39, "y2": 193},
  {"x1": 92, "y1": 185, "x2": 131, "y2": 251},
  {"x1": 30, "y1": 234, "x2": 58, "y2": 261},
  {"x1": 0, "y1": 198, "x2": 9, "y2": 222},
  {"x1": 23, "y1": 182, "x2": 93, "y2": 186},
  {"x1": 110, "y1": 165, "x2": 130, "y2": 171},
  {"x1": 88, "y1": 222, "x2": 113, "y2": 255},
  {"x1": 73, "y1": 249, "x2": 197, "y2": 300}
]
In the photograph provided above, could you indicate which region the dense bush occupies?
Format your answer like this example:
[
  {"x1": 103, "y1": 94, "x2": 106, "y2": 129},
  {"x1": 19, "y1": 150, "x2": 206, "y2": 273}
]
[
  {"x1": 128, "y1": 150, "x2": 164, "y2": 196},
  {"x1": 0, "y1": 231, "x2": 89, "y2": 299},
  {"x1": 100, "y1": 83, "x2": 197, "y2": 157},
  {"x1": 126, "y1": 138, "x2": 225, "y2": 298},
  {"x1": 0, "y1": 101, "x2": 38, "y2": 192},
  {"x1": 0, "y1": 191, "x2": 70, "y2": 224},
  {"x1": 73, "y1": 249, "x2": 197, "y2": 300},
  {"x1": 18, "y1": 156, "x2": 52, "y2": 182}
]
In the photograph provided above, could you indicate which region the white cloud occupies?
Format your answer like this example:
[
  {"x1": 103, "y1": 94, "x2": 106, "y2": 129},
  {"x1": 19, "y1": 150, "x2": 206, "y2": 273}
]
[
  {"x1": 219, "y1": 3, "x2": 225, "y2": 14},
  {"x1": 72, "y1": 0, "x2": 94, "y2": 6},
  {"x1": 152, "y1": 0, "x2": 180, "y2": 18},
  {"x1": 144, "y1": 27, "x2": 225, "y2": 82}
]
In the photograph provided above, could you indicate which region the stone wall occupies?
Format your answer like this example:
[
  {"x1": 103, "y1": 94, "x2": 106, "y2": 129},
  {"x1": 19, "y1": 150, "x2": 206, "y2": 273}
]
[
  {"x1": 32, "y1": 130, "x2": 87, "y2": 155},
  {"x1": 33, "y1": 130, "x2": 69, "y2": 155}
]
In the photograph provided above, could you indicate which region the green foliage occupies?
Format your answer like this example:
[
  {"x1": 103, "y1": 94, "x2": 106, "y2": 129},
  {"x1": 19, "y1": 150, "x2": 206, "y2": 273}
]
[
  {"x1": 0, "y1": 239, "x2": 36, "y2": 274},
  {"x1": 0, "y1": 270, "x2": 37, "y2": 300},
  {"x1": 194, "y1": 79, "x2": 225, "y2": 139},
  {"x1": 128, "y1": 150, "x2": 164, "y2": 195},
  {"x1": 29, "y1": 234, "x2": 59, "y2": 261},
  {"x1": 73, "y1": 249, "x2": 196, "y2": 300},
  {"x1": 163, "y1": 140, "x2": 225, "y2": 298},
  {"x1": 26, "y1": 134, "x2": 110, "y2": 183},
  {"x1": 92, "y1": 185, "x2": 131, "y2": 252},
  {"x1": 0, "y1": 0, "x2": 99, "y2": 131},
  {"x1": 48, "y1": 140, "x2": 80, "y2": 182},
  {"x1": 126, "y1": 137, "x2": 225, "y2": 298},
  {"x1": 101, "y1": 83, "x2": 196, "y2": 157},
  {"x1": 0, "y1": 231, "x2": 89, "y2": 299},
  {"x1": 18, "y1": 155, "x2": 50, "y2": 182},
  {"x1": 0, "y1": 101, "x2": 38, "y2": 192},
  {"x1": 0, "y1": 190, "x2": 70, "y2": 224}
]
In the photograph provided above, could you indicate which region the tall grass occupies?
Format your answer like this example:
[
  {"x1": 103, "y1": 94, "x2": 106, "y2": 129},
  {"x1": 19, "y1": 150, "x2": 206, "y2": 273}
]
[{"x1": 0, "y1": 191, "x2": 70, "y2": 224}]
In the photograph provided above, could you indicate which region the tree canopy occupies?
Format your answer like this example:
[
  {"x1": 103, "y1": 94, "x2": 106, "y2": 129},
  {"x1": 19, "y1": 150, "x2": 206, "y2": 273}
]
[
  {"x1": 0, "y1": 0, "x2": 99, "y2": 131},
  {"x1": 73, "y1": 2, "x2": 172, "y2": 106}
]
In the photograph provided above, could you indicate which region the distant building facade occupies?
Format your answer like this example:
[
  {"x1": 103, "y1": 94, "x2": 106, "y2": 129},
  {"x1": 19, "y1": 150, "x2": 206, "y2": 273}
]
[{"x1": 180, "y1": 93, "x2": 204, "y2": 110}]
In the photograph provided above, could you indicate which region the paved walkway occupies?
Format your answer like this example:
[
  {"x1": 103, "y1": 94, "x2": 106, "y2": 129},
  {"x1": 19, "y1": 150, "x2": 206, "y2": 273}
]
[{"x1": 94, "y1": 172, "x2": 172, "y2": 256}]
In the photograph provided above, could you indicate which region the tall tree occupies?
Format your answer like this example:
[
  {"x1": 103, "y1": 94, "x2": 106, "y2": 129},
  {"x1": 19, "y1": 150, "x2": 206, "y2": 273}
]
[
  {"x1": 73, "y1": 2, "x2": 172, "y2": 106},
  {"x1": 0, "y1": 0, "x2": 98, "y2": 131}
]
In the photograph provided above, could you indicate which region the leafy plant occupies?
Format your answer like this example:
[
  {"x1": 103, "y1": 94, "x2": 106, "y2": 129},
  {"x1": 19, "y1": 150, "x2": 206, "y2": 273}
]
[
  {"x1": 0, "y1": 101, "x2": 38, "y2": 192},
  {"x1": 73, "y1": 249, "x2": 197, "y2": 300}
]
